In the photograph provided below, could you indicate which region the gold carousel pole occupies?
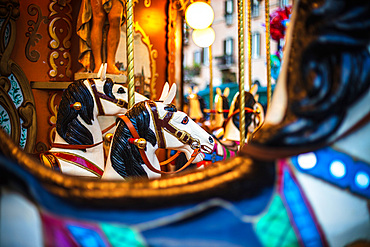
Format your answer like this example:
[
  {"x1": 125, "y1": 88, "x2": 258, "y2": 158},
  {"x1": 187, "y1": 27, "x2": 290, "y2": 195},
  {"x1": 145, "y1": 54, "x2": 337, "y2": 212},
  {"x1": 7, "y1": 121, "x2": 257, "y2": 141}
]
[
  {"x1": 238, "y1": 0, "x2": 246, "y2": 148},
  {"x1": 247, "y1": 0, "x2": 252, "y2": 89},
  {"x1": 209, "y1": 45, "x2": 213, "y2": 125},
  {"x1": 264, "y1": 0, "x2": 272, "y2": 108},
  {"x1": 126, "y1": 0, "x2": 135, "y2": 108}
]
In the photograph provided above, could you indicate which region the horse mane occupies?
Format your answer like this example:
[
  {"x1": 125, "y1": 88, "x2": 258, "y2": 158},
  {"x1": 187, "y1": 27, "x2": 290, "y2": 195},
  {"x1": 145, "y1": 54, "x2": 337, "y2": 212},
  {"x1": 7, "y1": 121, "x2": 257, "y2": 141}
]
[
  {"x1": 221, "y1": 95, "x2": 230, "y2": 119},
  {"x1": 110, "y1": 101, "x2": 157, "y2": 178},
  {"x1": 103, "y1": 78, "x2": 115, "y2": 99},
  {"x1": 266, "y1": 0, "x2": 370, "y2": 146},
  {"x1": 197, "y1": 95, "x2": 207, "y2": 118},
  {"x1": 56, "y1": 80, "x2": 94, "y2": 145},
  {"x1": 232, "y1": 92, "x2": 256, "y2": 135}
]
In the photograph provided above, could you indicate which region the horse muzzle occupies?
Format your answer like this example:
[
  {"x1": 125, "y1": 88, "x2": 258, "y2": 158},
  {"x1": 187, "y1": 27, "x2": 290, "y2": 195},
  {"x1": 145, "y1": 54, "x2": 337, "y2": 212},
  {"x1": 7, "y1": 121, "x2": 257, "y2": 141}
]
[{"x1": 200, "y1": 144, "x2": 213, "y2": 154}]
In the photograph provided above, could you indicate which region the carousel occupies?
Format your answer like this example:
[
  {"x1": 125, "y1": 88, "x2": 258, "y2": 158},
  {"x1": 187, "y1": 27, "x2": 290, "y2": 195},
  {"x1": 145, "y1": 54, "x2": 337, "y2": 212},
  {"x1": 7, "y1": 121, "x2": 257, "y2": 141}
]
[{"x1": 0, "y1": 0, "x2": 369, "y2": 246}]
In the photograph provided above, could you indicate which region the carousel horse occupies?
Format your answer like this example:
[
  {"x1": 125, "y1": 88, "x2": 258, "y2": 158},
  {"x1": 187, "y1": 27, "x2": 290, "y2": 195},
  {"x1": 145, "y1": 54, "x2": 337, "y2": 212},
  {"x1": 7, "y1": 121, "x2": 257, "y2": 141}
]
[
  {"x1": 172, "y1": 85, "x2": 263, "y2": 169},
  {"x1": 40, "y1": 65, "x2": 148, "y2": 178},
  {"x1": 186, "y1": 86, "x2": 207, "y2": 122},
  {"x1": 211, "y1": 87, "x2": 230, "y2": 137},
  {"x1": 1, "y1": 0, "x2": 370, "y2": 246},
  {"x1": 102, "y1": 83, "x2": 215, "y2": 180},
  {"x1": 197, "y1": 85, "x2": 265, "y2": 167},
  {"x1": 240, "y1": 0, "x2": 370, "y2": 245}
]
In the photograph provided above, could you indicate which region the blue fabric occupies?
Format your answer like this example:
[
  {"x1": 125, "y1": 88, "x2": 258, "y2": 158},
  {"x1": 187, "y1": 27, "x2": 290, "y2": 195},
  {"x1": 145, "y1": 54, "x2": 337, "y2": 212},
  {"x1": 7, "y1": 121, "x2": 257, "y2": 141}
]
[
  {"x1": 67, "y1": 225, "x2": 106, "y2": 247},
  {"x1": 282, "y1": 169, "x2": 324, "y2": 247},
  {"x1": 291, "y1": 147, "x2": 370, "y2": 199},
  {"x1": 203, "y1": 152, "x2": 224, "y2": 163}
]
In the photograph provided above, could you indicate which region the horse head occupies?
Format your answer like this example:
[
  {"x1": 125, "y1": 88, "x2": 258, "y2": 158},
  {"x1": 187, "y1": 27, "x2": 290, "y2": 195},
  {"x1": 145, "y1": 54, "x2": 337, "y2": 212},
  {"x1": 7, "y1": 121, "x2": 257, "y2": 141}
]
[
  {"x1": 90, "y1": 78, "x2": 148, "y2": 116},
  {"x1": 245, "y1": 0, "x2": 370, "y2": 159},
  {"x1": 55, "y1": 67, "x2": 148, "y2": 146},
  {"x1": 214, "y1": 87, "x2": 230, "y2": 128},
  {"x1": 187, "y1": 86, "x2": 206, "y2": 121},
  {"x1": 223, "y1": 84, "x2": 264, "y2": 142},
  {"x1": 108, "y1": 83, "x2": 214, "y2": 179},
  {"x1": 152, "y1": 105, "x2": 214, "y2": 164}
]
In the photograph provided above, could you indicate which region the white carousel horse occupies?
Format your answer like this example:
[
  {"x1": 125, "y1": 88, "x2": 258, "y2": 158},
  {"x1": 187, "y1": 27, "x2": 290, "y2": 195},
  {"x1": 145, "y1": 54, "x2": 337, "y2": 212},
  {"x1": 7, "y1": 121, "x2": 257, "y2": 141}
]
[
  {"x1": 102, "y1": 83, "x2": 215, "y2": 180},
  {"x1": 40, "y1": 64, "x2": 148, "y2": 178}
]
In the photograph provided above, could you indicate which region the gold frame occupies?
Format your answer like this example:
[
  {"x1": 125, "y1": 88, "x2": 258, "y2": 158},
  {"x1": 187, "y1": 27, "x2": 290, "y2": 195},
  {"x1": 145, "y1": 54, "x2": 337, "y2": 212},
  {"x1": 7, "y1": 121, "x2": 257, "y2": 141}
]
[{"x1": 0, "y1": 1, "x2": 37, "y2": 153}]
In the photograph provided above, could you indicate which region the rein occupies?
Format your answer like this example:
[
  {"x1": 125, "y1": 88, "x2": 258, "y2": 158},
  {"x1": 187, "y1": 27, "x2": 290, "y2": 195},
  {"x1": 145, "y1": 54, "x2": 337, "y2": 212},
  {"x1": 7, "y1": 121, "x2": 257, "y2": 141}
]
[
  {"x1": 148, "y1": 101, "x2": 200, "y2": 149},
  {"x1": 88, "y1": 78, "x2": 128, "y2": 115},
  {"x1": 222, "y1": 107, "x2": 259, "y2": 129},
  {"x1": 119, "y1": 102, "x2": 201, "y2": 175}
]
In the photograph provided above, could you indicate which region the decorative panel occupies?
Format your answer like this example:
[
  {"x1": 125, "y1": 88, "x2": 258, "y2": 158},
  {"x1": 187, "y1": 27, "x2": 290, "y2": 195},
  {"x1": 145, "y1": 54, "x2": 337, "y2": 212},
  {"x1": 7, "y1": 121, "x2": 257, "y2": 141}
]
[{"x1": 0, "y1": 0, "x2": 37, "y2": 153}]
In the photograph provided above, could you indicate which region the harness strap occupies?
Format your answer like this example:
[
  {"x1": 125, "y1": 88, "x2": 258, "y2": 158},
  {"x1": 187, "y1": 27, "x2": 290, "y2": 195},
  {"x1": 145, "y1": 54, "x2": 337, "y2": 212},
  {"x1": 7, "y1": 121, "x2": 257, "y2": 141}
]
[
  {"x1": 51, "y1": 141, "x2": 103, "y2": 151},
  {"x1": 222, "y1": 107, "x2": 256, "y2": 129},
  {"x1": 102, "y1": 121, "x2": 119, "y2": 134},
  {"x1": 148, "y1": 101, "x2": 197, "y2": 149},
  {"x1": 50, "y1": 152, "x2": 103, "y2": 177},
  {"x1": 88, "y1": 78, "x2": 105, "y2": 115},
  {"x1": 88, "y1": 78, "x2": 129, "y2": 116},
  {"x1": 119, "y1": 115, "x2": 200, "y2": 175}
]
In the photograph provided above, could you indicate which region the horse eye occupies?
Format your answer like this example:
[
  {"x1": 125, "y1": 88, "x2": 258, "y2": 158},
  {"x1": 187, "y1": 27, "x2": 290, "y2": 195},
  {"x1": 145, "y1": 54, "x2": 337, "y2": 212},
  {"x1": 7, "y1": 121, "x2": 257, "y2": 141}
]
[
  {"x1": 117, "y1": 87, "x2": 125, "y2": 94},
  {"x1": 181, "y1": 116, "x2": 189, "y2": 125}
]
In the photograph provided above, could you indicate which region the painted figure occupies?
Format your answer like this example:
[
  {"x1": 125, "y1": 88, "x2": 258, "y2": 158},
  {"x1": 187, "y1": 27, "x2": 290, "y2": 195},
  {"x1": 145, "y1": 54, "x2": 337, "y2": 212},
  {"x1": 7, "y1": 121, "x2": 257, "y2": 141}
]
[{"x1": 77, "y1": 0, "x2": 125, "y2": 74}]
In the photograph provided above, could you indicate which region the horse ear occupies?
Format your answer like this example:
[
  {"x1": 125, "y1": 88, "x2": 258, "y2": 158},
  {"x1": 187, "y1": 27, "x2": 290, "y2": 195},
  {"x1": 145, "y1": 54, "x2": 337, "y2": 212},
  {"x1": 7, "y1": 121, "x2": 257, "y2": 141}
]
[
  {"x1": 216, "y1": 88, "x2": 222, "y2": 96},
  {"x1": 250, "y1": 84, "x2": 258, "y2": 96},
  {"x1": 187, "y1": 87, "x2": 193, "y2": 95},
  {"x1": 254, "y1": 94, "x2": 259, "y2": 102},
  {"x1": 158, "y1": 82, "x2": 169, "y2": 101},
  {"x1": 97, "y1": 63, "x2": 106, "y2": 80},
  {"x1": 163, "y1": 83, "x2": 177, "y2": 105},
  {"x1": 97, "y1": 64, "x2": 104, "y2": 78},
  {"x1": 223, "y1": 87, "x2": 230, "y2": 97},
  {"x1": 193, "y1": 86, "x2": 199, "y2": 94}
]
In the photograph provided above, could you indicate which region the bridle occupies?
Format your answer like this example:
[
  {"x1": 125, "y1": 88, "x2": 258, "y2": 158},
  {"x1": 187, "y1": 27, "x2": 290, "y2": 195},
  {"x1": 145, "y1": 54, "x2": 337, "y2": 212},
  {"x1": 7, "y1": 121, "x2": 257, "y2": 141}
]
[
  {"x1": 222, "y1": 107, "x2": 260, "y2": 129},
  {"x1": 88, "y1": 78, "x2": 128, "y2": 116},
  {"x1": 147, "y1": 101, "x2": 200, "y2": 150},
  {"x1": 120, "y1": 101, "x2": 202, "y2": 175}
]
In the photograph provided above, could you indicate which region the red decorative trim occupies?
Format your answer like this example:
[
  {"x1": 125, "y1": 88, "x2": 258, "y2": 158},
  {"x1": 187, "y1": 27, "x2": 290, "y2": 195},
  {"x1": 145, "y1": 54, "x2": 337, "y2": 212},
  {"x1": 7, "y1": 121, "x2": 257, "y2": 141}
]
[{"x1": 51, "y1": 152, "x2": 103, "y2": 177}]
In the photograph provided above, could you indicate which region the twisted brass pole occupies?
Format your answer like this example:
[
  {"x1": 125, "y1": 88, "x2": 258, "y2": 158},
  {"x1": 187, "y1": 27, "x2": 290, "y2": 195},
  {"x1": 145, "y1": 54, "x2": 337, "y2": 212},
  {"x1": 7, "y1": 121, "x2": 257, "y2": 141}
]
[
  {"x1": 126, "y1": 0, "x2": 135, "y2": 108},
  {"x1": 238, "y1": 0, "x2": 245, "y2": 148},
  {"x1": 265, "y1": 0, "x2": 272, "y2": 108},
  {"x1": 247, "y1": 0, "x2": 252, "y2": 90},
  {"x1": 209, "y1": 46, "x2": 213, "y2": 126}
]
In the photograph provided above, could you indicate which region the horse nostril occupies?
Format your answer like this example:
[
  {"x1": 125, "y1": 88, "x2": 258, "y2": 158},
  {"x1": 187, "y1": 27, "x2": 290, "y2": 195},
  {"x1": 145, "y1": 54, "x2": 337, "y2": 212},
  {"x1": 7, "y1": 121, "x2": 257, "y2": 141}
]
[{"x1": 209, "y1": 136, "x2": 214, "y2": 144}]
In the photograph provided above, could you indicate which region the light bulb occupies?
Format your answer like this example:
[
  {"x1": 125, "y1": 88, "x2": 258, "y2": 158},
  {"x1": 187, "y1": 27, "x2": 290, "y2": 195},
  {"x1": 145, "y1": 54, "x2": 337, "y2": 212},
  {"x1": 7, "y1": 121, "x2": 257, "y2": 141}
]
[
  {"x1": 185, "y1": 2, "x2": 214, "y2": 29},
  {"x1": 192, "y1": 27, "x2": 215, "y2": 48}
]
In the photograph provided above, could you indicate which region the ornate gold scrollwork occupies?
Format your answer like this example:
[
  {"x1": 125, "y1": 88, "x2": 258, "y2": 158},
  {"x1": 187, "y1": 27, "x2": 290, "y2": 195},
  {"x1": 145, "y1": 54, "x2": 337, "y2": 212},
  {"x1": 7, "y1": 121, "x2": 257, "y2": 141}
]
[
  {"x1": 144, "y1": 0, "x2": 151, "y2": 7},
  {"x1": 134, "y1": 22, "x2": 158, "y2": 99},
  {"x1": 49, "y1": 51, "x2": 59, "y2": 77},
  {"x1": 63, "y1": 51, "x2": 72, "y2": 78},
  {"x1": 26, "y1": 4, "x2": 48, "y2": 62},
  {"x1": 48, "y1": 0, "x2": 72, "y2": 81},
  {"x1": 47, "y1": 92, "x2": 58, "y2": 145}
]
